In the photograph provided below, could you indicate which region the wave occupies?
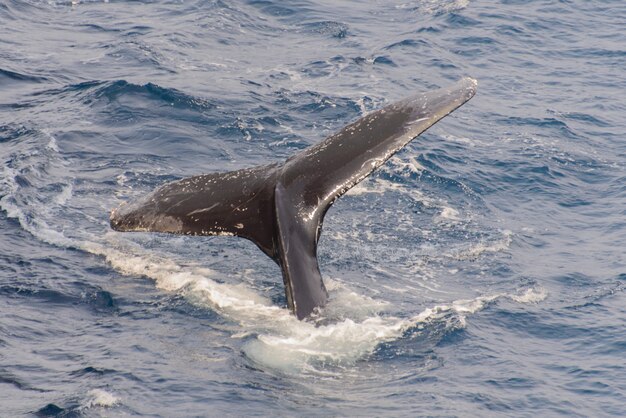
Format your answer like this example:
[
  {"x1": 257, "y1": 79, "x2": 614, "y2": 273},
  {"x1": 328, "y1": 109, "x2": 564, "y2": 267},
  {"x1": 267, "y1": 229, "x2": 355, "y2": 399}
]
[
  {"x1": 29, "y1": 79, "x2": 217, "y2": 114},
  {"x1": 0, "y1": 67, "x2": 49, "y2": 84}
]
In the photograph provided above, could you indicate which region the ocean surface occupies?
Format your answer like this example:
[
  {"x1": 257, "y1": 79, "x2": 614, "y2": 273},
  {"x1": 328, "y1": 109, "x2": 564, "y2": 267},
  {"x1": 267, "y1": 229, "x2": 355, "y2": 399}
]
[{"x1": 1, "y1": 0, "x2": 625, "y2": 416}]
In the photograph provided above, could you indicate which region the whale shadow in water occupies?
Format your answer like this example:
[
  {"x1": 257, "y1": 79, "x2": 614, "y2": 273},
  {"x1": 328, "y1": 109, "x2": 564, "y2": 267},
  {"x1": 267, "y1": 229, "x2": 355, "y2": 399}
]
[{"x1": 110, "y1": 78, "x2": 477, "y2": 320}]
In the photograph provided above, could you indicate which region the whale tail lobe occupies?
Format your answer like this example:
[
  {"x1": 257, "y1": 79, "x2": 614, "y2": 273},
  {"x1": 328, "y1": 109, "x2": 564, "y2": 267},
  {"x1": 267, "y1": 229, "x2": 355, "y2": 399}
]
[{"x1": 110, "y1": 77, "x2": 477, "y2": 319}]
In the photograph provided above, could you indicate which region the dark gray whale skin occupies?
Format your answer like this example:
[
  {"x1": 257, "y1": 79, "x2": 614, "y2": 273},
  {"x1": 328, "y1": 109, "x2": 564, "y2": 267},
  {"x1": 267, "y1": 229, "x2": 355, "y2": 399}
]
[{"x1": 110, "y1": 77, "x2": 477, "y2": 320}]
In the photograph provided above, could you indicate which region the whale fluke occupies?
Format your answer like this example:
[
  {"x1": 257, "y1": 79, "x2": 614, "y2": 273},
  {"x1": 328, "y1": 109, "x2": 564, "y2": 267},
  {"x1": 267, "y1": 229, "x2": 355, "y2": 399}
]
[{"x1": 110, "y1": 77, "x2": 477, "y2": 319}]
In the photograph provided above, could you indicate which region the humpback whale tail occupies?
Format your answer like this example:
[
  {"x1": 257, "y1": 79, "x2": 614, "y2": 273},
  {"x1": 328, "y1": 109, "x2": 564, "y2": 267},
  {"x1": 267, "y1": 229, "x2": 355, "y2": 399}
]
[{"x1": 110, "y1": 77, "x2": 477, "y2": 319}]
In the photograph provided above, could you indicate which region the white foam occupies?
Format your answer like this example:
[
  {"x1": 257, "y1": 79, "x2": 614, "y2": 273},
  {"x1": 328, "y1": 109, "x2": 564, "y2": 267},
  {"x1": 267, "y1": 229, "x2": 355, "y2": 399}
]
[
  {"x1": 44, "y1": 224, "x2": 507, "y2": 373},
  {"x1": 387, "y1": 156, "x2": 424, "y2": 175},
  {"x1": 243, "y1": 285, "x2": 547, "y2": 372},
  {"x1": 510, "y1": 287, "x2": 548, "y2": 303},
  {"x1": 0, "y1": 169, "x2": 76, "y2": 249},
  {"x1": 244, "y1": 316, "x2": 403, "y2": 371},
  {"x1": 436, "y1": 206, "x2": 461, "y2": 222},
  {"x1": 396, "y1": 0, "x2": 470, "y2": 14},
  {"x1": 83, "y1": 389, "x2": 119, "y2": 408},
  {"x1": 322, "y1": 277, "x2": 389, "y2": 320},
  {"x1": 348, "y1": 178, "x2": 404, "y2": 196},
  {"x1": 43, "y1": 130, "x2": 59, "y2": 152},
  {"x1": 346, "y1": 156, "x2": 428, "y2": 199},
  {"x1": 452, "y1": 230, "x2": 513, "y2": 260}
]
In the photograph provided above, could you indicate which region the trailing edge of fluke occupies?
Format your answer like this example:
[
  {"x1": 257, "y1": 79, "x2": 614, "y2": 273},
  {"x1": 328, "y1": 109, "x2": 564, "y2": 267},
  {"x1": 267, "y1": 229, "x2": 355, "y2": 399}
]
[{"x1": 110, "y1": 77, "x2": 478, "y2": 319}]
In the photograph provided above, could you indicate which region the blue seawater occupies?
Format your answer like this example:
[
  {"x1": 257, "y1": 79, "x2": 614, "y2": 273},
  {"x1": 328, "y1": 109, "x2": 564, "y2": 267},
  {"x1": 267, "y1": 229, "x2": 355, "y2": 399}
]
[{"x1": 1, "y1": 0, "x2": 625, "y2": 416}]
